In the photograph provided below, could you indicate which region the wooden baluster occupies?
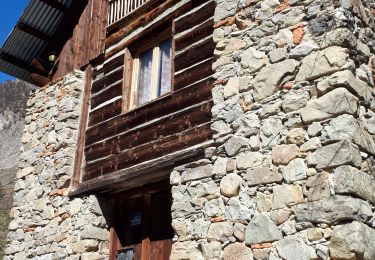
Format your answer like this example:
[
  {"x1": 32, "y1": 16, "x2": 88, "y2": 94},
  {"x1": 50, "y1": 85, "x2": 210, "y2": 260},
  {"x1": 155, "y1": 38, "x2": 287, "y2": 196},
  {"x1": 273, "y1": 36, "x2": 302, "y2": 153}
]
[
  {"x1": 121, "y1": 0, "x2": 124, "y2": 20},
  {"x1": 106, "y1": 0, "x2": 150, "y2": 25},
  {"x1": 117, "y1": 0, "x2": 120, "y2": 22},
  {"x1": 111, "y1": 1, "x2": 114, "y2": 24}
]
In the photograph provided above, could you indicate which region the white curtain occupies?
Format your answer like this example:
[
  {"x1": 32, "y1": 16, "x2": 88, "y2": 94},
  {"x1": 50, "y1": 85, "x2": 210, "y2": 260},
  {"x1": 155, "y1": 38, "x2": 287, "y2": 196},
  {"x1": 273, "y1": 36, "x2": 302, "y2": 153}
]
[
  {"x1": 138, "y1": 49, "x2": 153, "y2": 105},
  {"x1": 158, "y1": 38, "x2": 172, "y2": 96}
]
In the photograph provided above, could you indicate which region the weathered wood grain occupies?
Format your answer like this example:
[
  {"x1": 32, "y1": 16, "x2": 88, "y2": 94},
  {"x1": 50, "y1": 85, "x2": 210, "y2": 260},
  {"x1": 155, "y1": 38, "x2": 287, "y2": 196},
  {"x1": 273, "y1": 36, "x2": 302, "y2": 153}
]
[
  {"x1": 174, "y1": 36, "x2": 215, "y2": 72},
  {"x1": 107, "y1": 0, "x2": 185, "y2": 47},
  {"x1": 78, "y1": 0, "x2": 215, "y2": 187},
  {"x1": 52, "y1": 0, "x2": 107, "y2": 81},
  {"x1": 174, "y1": 57, "x2": 213, "y2": 91},
  {"x1": 91, "y1": 81, "x2": 122, "y2": 109},
  {"x1": 174, "y1": 0, "x2": 214, "y2": 34},
  {"x1": 92, "y1": 67, "x2": 124, "y2": 94},
  {"x1": 93, "y1": 54, "x2": 125, "y2": 80},
  {"x1": 72, "y1": 65, "x2": 92, "y2": 187},
  {"x1": 105, "y1": 0, "x2": 191, "y2": 60},
  {"x1": 174, "y1": 17, "x2": 214, "y2": 51},
  {"x1": 85, "y1": 101, "x2": 212, "y2": 161},
  {"x1": 83, "y1": 123, "x2": 212, "y2": 181},
  {"x1": 86, "y1": 78, "x2": 213, "y2": 143},
  {"x1": 88, "y1": 99, "x2": 122, "y2": 127}
]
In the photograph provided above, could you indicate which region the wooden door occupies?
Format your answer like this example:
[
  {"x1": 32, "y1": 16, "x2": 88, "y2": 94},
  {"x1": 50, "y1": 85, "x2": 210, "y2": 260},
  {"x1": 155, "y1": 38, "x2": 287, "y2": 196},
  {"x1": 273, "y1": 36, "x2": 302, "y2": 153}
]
[{"x1": 109, "y1": 184, "x2": 174, "y2": 260}]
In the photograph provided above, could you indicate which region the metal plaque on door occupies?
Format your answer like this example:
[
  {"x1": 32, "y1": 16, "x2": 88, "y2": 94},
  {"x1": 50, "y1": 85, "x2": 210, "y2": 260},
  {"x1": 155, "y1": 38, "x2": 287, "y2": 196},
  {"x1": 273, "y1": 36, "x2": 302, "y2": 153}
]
[{"x1": 117, "y1": 249, "x2": 134, "y2": 260}]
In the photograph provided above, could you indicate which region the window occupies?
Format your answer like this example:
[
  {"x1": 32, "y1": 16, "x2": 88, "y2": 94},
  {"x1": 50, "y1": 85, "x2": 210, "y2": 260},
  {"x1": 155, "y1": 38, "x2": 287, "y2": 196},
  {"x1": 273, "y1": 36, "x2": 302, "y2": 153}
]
[{"x1": 122, "y1": 29, "x2": 172, "y2": 112}]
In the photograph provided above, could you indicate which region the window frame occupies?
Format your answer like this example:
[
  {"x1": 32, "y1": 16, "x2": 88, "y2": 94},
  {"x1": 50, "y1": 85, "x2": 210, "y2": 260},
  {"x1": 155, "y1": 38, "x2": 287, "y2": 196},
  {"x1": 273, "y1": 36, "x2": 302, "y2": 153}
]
[{"x1": 122, "y1": 27, "x2": 174, "y2": 113}]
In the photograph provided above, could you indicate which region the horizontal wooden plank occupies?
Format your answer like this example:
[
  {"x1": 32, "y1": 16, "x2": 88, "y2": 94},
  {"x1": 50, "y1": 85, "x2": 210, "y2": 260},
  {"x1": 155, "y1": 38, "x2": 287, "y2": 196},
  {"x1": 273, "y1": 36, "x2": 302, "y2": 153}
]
[
  {"x1": 106, "y1": 0, "x2": 190, "y2": 50},
  {"x1": 91, "y1": 81, "x2": 122, "y2": 109},
  {"x1": 174, "y1": 58, "x2": 213, "y2": 91},
  {"x1": 91, "y1": 67, "x2": 124, "y2": 94},
  {"x1": 93, "y1": 54, "x2": 124, "y2": 79},
  {"x1": 174, "y1": 17, "x2": 214, "y2": 52},
  {"x1": 174, "y1": 0, "x2": 215, "y2": 34},
  {"x1": 83, "y1": 122, "x2": 212, "y2": 181},
  {"x1": 88, "y1": 99, "x2": 122, "y2": 127},
  {"x1": 174, "y1": 36, "x2": 214, "y2": 72},
  {"x1": 86, "y1": 77, "x2": 213, "y2": 144},
  {"x1": 85, "y1": 101, "x2": 212, "y2": 161},
  {"x1": 70, "y1": 141, "x2": 212, "y2": 196},
  {"x1": 107, "y1": 0, "x2": 164, "y2": 35}
]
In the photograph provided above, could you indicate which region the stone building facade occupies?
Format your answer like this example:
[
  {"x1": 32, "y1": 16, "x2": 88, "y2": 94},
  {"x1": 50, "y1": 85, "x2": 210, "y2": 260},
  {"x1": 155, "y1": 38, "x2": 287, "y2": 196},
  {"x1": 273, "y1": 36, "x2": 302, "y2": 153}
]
[
  {"x1": 169, "y1": 0, "x2": 375, "y2": 259},
  {"x1": 5, "y1": 73, "x2": 109, "y2": 259},
  {"x1": 4, "y1": 0, "x2": 375, "y2": 259}
]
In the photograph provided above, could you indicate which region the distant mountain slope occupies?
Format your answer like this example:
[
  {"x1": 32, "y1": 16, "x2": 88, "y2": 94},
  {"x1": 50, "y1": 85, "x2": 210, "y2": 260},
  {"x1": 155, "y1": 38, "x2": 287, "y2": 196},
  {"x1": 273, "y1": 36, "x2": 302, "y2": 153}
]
[
  {"x1": 0, "y1": 79, "x2": 33, "y2": 257},
  {"x1": 0, "y1": 80, "x2": 34, "y2": 169}
]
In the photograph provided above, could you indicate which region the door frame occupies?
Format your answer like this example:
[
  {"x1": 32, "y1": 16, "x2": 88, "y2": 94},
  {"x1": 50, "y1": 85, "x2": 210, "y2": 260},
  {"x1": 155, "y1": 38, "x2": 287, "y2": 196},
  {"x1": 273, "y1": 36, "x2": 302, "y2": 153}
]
[{"x1": 108, "y1": 180, "x2": 173, "y2": 260}]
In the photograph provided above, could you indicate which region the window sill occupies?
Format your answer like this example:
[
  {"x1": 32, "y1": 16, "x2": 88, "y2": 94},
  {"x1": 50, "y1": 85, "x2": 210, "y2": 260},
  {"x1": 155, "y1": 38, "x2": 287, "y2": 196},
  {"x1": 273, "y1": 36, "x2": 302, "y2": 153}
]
[{"x1": 123, "y1": 91, "x2": 172, "y2": 115}]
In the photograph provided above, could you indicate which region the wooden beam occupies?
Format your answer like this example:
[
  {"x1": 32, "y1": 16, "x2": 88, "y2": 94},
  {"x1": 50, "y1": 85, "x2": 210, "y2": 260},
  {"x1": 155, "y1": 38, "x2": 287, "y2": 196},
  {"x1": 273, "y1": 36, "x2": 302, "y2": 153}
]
[
  {"x1": 31, "y1": 58, "x2": 51, "y2": 75},
  {"x1": 141, "y1": 194, "x2": 151, "y2": 260},
  {"x1": 38, "y1": 0, "x2": 69, "y2": 13},
  {"x1": 68, "y1": 141, "x2": 211, "y2": 197},
  {"x1": 28, "y1": 73, "x2": 50, "y2": 87},
  {"x1": 0, "y1": 52, "x2": 48, "y2": 76},
  {"x1": 71, "y1": 65, "x2": 92, "y2": 187},
  {"x1": 105, "y1": 0, "x2": 191, "y2": 59},
  {"x1": 109, "y1": 227, "x2": 122, "y2": 260},
  {"x1": 17, "y1": 22, "x2": 51, "y2": 42}
]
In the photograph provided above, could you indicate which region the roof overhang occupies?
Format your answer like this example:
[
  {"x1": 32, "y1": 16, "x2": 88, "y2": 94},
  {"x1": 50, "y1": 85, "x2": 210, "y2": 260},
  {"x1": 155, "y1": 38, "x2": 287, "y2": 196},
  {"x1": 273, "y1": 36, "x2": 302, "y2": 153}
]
[{"x1": 0, "y1": 0, "x2": 74, "y2": 84}]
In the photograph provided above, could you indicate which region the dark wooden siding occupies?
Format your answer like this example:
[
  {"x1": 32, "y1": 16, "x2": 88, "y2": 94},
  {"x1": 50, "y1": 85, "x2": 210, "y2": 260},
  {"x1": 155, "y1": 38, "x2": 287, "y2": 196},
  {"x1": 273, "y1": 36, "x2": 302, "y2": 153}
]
[
  {"x1": 81, "y1": 0, "x2": 215, "y2": 182},
  {"x1": 52, "y1": 0, "x2": 107, "y2": 81}
]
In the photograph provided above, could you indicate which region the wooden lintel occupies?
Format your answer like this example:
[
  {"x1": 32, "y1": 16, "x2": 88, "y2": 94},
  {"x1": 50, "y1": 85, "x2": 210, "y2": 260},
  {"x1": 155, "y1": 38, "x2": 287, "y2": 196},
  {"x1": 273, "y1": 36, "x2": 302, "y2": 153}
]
[
  {"x1": 38, "y1": 0, "x2": 69, "y2": 13},
  {"x1": 0, "y1": 52, "x2": 48, "y2": 77},
  {"x1": 31, "y1": 58, "x2": 51, "y2": 75},
  {"x1": 17, "y1": 22, "x2": 51, "y2": 42},
  {"x1": 105, "y1": 0, "x2": 191, "y2": 59},
  {"x1": 68, "y1": 141, "x2": 212, "y2": 197},
  {"x1": 28, "y1": 73, "x2": 50, "y2": 87}
]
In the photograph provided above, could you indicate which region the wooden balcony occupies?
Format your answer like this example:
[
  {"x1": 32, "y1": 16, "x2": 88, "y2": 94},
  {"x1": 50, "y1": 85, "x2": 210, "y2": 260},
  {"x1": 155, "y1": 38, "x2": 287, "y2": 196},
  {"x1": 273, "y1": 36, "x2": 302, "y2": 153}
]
[{"x1": 107, "y1": 0, "x2": 150, "y2": 26}]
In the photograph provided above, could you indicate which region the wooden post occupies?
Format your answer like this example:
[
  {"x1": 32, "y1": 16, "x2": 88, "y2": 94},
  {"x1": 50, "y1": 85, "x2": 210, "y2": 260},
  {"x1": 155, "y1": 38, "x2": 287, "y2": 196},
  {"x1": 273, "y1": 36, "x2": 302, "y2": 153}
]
[
  {"x1": 71, "y1": 65, "x2": 92, "y2": 187},
  {"x1": 141, "y1": 194, "x2": 151, "y2": 260},
  {"x1": 122, "y1": 48, "x2": 134, "y2": 113},
  {"x1": 109, "y1": 227, "x2": 122, "y2": 260}
]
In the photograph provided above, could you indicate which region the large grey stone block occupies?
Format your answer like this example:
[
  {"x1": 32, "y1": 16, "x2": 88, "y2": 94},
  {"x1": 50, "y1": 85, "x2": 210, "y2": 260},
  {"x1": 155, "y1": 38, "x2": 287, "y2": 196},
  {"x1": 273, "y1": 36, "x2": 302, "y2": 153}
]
[
  {"x1": 275, "y1": 236, "x2": 317, "y2": 260},
  {"x1": 252, "y1": 59, "x2": 300, "y2": 101},
  {"x1": 245, "y1": 167, "x2": 283, "y2": 186},
  {"x1": 272, "y1": 184, "x2": 304, "y2": 209},
  {"x1": 317, "y1": 70, "x2": 373, "y2": 102},
  {"x1": 307, "y1": 140, "x2": 361, "y2": 169},
  {"x1": 245, "y1": 213, "x2": 282, "y2": 245},
  {"x1": 295, "y1": 46, "x2": 350, "y2": 81},
  {"x1": 330, "y1": 221, "x2": 375, "y2": 260},
  {"x1": 323, "y1": 114, "x2": 375, "y2": 155},
  {"x1": 301, "y1": 88, "x2": 358, "y2": 124},
  {"x1": 333, "y1": 165, "x2": 375, "y2": 204},
  {"x1": 295, "y1": 195, "x2": 372, "y2": 225}
]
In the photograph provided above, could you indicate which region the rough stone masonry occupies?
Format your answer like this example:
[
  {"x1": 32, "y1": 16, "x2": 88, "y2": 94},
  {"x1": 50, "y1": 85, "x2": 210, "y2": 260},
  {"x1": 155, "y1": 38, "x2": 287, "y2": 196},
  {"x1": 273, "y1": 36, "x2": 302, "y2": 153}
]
[
  {"x1": 4, "y1": 73, "x2": 109, "y2": 260},
  {"x1": 170, "y1": 0, "x2": 375, "y2": 259},
  {"x1": 4, "y1": 0, "x2": 375, "y2": 259}
]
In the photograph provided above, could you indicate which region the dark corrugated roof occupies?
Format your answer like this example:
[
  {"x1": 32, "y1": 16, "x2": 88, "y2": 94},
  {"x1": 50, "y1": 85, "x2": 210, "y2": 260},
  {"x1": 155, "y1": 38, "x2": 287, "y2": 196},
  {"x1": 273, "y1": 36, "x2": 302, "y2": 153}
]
[{"x1": 0, "y1": 0, "x2": 74, "y2": 81}]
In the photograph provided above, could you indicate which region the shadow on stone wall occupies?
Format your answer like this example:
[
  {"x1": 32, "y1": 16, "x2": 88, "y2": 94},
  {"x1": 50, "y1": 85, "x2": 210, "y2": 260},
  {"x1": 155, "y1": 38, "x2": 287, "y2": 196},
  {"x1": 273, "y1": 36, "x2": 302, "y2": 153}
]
[{"x1": 0, "y1": 80, "x2": 34, "y2": 257}]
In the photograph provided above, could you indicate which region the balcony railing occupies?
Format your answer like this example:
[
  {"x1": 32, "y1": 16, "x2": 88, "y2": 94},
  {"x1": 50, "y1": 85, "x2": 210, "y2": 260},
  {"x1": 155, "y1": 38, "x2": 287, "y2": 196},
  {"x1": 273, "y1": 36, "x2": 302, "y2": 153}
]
[{"x1": 107, "y1": 0, "x2": 150, "y2": 26}]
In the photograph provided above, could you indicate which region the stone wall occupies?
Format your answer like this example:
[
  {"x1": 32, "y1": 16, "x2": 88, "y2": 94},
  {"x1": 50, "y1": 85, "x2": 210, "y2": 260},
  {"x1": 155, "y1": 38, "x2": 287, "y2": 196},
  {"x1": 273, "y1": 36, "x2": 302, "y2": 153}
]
[
  {"x1": 4, "y1": 72, "x2": 109, "y2": 260},
  {"x1": 4, "y1": 1, "x2": 375, "y2": 259},
  {"x1": 170, "y1": 0, "x2": 375, "y2": 259}
]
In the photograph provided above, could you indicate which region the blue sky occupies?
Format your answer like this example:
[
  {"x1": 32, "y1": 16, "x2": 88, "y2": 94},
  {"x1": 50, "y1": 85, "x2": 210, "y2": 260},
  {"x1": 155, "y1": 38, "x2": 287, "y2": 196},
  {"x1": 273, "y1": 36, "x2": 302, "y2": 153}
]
[{"x1": 0, "y1": 1, "x2": 30, "y2": 83}]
